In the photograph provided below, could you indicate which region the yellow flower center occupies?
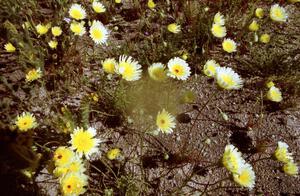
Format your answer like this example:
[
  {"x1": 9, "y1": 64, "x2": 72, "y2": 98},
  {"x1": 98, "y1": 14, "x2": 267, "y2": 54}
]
[
  {"x1": 223, "y1": 42, "x2": 234, "y2": 51},
  {"x1": 212, "y1": 25, "x2": 223, "y2": 35},
  {"x1": 150, "y1": 67, "x2": 166, "y2": 81},
  {"x1": 237, "y1": 170, "x2": 251, "y2": 185},
  {"x1": 274, "y1": 9, "x2": 283, "y2": 18},
  {"x1": 107, "y1": 148, "x2": 121, "y2": 160},
  {"x1": 92, "y1": 29, "x2": 103, "y2": 40},
  {"x1": 70, "y1": 9, "x2": 83, "y2": 20},
  {"x1": 119, "y1": 62, "x2": 134, "y2": 79},
  {"x1": 171, "y1": 64, "x2": 184, "y2": 76},
  {"x1": 168, "y1": 23, "x2": 179, "y2": 33},
  {"x1": 221, "y1": 74, "x2": 235, "y2": 86},
  {"x1": 73, "y1": 131, "x2": 94, "y2": 153},
  {"x1": 16, "y1": 116, "x2": 35, "y2": 131}
]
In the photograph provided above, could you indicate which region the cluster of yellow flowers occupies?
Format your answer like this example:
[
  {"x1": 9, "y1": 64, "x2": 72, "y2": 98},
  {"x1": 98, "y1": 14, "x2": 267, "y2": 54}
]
[
  {"x1": 101, "y1": 56, "x2": 191, "y2": 82},
  {"x1": 51, "y1": 126, "x2": 101, "y2": 195},
  {"x1": 210, "y1": 12, "x2": 237, "y2": 53},
  {"x1": 202, "y1": 59, "x2": 243, "y2": 90},
  {"x1": 53, "y1": 147, "x2": 88, "y2": 196},
  {"x1": 274, "y1": 141, "x2": 298, "y2": 176},
  {"x1": 252, "y1": 4, "x2": 288, "y2": 44},
  {"x1": 266, "y1": 81, "x2": 283, "y2": 102},
  {"x1": 35, "y1": 23, "x2": 59, "y2": 49},
  {"x1": 222, "y1": 144, "x2": 256, "y2": 189},
  {"x1": 15, "y1": 112, "x2": 37, "y2": 132},
  {"x1": 69, "y1": 3, "x2": 109, "y2": 45}
]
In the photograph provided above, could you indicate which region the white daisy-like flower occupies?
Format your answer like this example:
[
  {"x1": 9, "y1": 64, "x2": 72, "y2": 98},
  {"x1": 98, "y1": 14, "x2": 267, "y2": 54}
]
[
  {"x1": 167, "y1": 57, "x2": 191, "y2": 80},
  {"x1": 156, "y1": 109, "x2": 176, "y2": 134},
  {"x1": 70, "y1": 127, "x2": 101, "y2": 159},
  {"x1": 89, "y1": 20, "x2": 109, "y2": 45},
  {"x1": 70, "y1": 21, "x2": 86, "y2": 36},
  {"x1": 214, "y1": 12, "x2": 225, "y2": 26},
  {"x1": 222, "y1": 38, "x2": 237, "y2": 53},
  {"x1": 274, "y1": 141, "x2": 293, "y2": 163},
  {"x1": 148, "y1": 63, "x2": 167, "y2": 81},
  {"x1": 215, "y1": 67, "x2": 243, "y2": 90},
  {"x1": 267, "y1": 86, "x2": 283, "y2": 102},
  {"x1": 69, "y1": 4, "x2": 86, "y2": 20},
  {"x1": 92, "y1": 1, "x2": 106, "y2": 13},
  {"x1": 233, "y1": 163, "x2": 256, "y2": 190},
  {"x1": 203, "y1": 59, "x2": 220, "y2": 77},
  {"x1": 222, "y1": 144, "x2": 245, "y2": 173},
  {"x1": 270, "y1": 4, "x2": 288, "y2": 22},
  {"x1": 117, "y1": 55, "x2": 142, "y2": 81},
  {"x1": 211, "y1": 23, "x2": 226, "y2": 38}
]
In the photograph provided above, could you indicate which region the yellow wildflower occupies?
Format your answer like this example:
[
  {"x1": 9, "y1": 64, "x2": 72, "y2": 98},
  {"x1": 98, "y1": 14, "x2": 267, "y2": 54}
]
[
  {"x1": 211, "y1": 24, "x2": 226, "y2": 38},
  {"x1": 266, "y1": 81, "x2": 275, "y2": 88},
  {"x1": 167, "y1": 57, "x2": 191, "y2": 80},
  {"x1": 255, "y1": 8, "x2": 264, "y2": 19},
  {"x1": 48, "y1": 40, "x2": 58, "y2": 49},
  {"x1": 36, "y1": 23, "x2": 50, "y2": 35},
  {"x1": 260, "y1": 34, "x2": 270, "y2": 43},
  {"x1": 69, "y1": 4, "x2": 86, "y2": 20},
  {"x1": 4, "y1": 42, "x2": 16, "y2": 52},
  {"x1": 215, "y1": 67, "x2": 243, "y2": 90},
  {"x1": 51, "y1": 26, "x2": 62, "y2": 37},
  {"x1": 107, "y1": 148, "x2": 121, "y2": 160},
  {"x1": 89, "y1": 20, "x2": 109, "y2": 45},
  {"x1": 283, "y1": 161, "x2": 298, "y2": 176},
  {"x1": 26, "y1": 68, "x2": 42, "y2": 82},
  {"x1": 101, "y1": 58, "x2": 117, "y2": 74},
  {"x1": 267, "y1": 86, "x2": 282, "y2": 102},
  {"x1": 70, "y1": 127, "x2": 101, "y2": 159},
  {"x1": 248, "y1": 20, "x2": 259, "y2": 31},
  {"x1": 117, "y1": 55, "x2": 142, "y2": 81},
  {"x1": 61, "y1": 173, "x2": 88, "y2": 196},
  {"x1": 214, "y1": 12, "x2": 225, "y2": 25},
  {"x1": 274, "y1": 141, "x2": 293, "y2": 163},
  {"x1": 15, "y1": 112, "x2": 37, "y2": 132},
  {"x1": 222, "y1": 38, "x2": 237, "y2": 53},
  {"x1": 222, "y1": 144, "x2": 245, "y2": 173},
  {"x1": 203, "y1": 59, "x2": 220, "y2": 77},
  {"x1": 167, "y1": 23, "x2": 181, "y2": 34},
  {"x1": 147, "y1": 0, "x2": 156, "y2": 9},
  {"x1": 148, "y1": 63, "x2": 167, "y2": 81},
  {"x1": 92, "y1": 1, "x2": 106, "y2": 13},
  {"x1": 70, "y1": 21, "x2": 86, "y2": 36},
  {"x1": 156, "y1": 109, "x2": 176, "y2": 134},
  {"x1": 53, "y1": 147, "x2": 75, "y2": 167},
  {"x1": 270, "y1": 4, "x2": 288, "y2": 22},
  {"x1": 233, "y1": 163, "x2": 256, "y2": 189}
]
